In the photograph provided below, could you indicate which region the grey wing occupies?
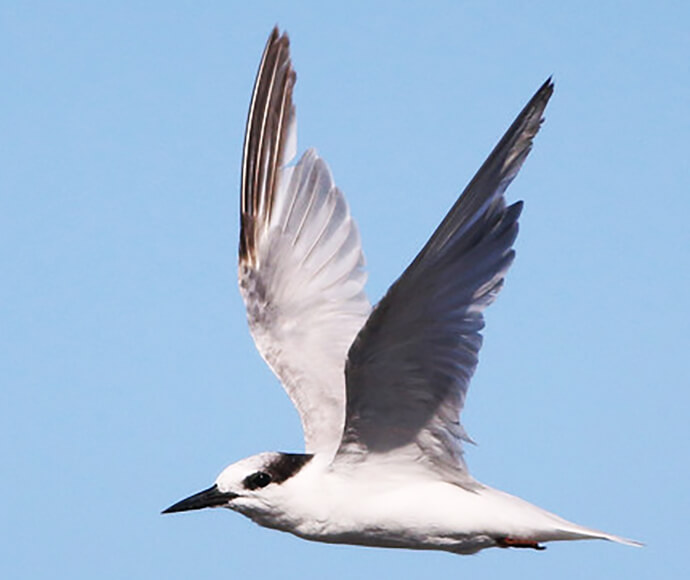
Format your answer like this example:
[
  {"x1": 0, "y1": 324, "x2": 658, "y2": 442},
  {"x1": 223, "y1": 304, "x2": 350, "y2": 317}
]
[
  {"x1": 335, "y1": 80, "x2": 554, "y2": 481},
  {"x1": 239, "y1": 28, "x2": 371, "y2": 458}
]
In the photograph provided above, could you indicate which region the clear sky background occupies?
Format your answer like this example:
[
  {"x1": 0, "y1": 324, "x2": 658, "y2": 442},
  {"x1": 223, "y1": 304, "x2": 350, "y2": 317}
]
[{"x1": 2, "y1": 1, "x2": 688, "y2": 579}]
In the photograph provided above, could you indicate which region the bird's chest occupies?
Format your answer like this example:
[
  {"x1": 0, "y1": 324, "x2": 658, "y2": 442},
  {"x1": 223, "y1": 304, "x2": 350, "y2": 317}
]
[{"x1": 265, "y1": 478, "x2": 449, "y2": 546}]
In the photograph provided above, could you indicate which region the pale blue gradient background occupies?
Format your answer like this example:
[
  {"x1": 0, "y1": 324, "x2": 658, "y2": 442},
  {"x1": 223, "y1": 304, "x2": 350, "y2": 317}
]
[{"x1": 2, "y1": 2, "x2": 688, "y2": 578}]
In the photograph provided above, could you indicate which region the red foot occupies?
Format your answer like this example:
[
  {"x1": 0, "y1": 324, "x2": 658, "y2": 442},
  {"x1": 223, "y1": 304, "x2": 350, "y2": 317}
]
[{"x1": 496, "y1": 537, "x2": 546, "y2": 551}]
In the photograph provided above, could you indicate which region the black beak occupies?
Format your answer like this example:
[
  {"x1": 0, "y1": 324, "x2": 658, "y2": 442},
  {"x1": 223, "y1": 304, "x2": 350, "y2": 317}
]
[{"x1": 162, "y1": 484, "x2": 238, "y2": 514}]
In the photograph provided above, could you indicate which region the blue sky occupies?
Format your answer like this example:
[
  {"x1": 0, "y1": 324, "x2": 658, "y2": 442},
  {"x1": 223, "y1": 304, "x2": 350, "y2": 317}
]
[{"x1": 2, "y1": 1, "x2": 688, "y2": 578}]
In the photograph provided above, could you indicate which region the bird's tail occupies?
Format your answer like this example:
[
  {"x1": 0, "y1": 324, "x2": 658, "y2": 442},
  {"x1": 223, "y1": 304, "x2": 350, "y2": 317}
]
[
  {"x1": 547, "y1": 520, "x2": 643, "y2": 547},
  {"x1": 484, "y1": 487, "x2": 642, "y2": 548}
]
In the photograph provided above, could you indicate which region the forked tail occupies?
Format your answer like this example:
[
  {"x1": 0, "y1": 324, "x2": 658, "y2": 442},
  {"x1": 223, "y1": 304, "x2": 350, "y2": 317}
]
[{"x1": 551, "y1": 523, "x2": 643, "y2": 547}]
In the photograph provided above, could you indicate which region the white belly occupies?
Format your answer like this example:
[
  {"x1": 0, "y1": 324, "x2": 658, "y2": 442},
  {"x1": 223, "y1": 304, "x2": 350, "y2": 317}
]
[{"x1": 247, "y1": 471, "x2": 595, "y2": 555}]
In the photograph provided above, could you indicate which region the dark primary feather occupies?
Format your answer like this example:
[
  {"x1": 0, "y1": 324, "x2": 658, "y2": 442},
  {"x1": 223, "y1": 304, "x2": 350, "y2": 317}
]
[
  {"x1": 240, "y1": 27, "x2": 296, "y2": 266},
  {"x1": 413, "y1": 77, "x2": 553, "y2": 267},
  {"x1": 338, "y1": 80, "x2": 554, "y2": 478}
]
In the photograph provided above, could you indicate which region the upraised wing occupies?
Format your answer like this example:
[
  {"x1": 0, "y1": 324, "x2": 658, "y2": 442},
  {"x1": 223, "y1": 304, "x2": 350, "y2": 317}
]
[
  {"x1": 239, "y1": 28, "x2": 371, "y2": 458},
  {"x1": 336, "y1": 80, "x2": 554, "y2": 482}
]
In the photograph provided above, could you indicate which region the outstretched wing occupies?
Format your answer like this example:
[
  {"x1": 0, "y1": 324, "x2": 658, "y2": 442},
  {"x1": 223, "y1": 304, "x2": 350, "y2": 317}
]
[
  {"x1": 239, "y1": 28, "x2": 371, "y2": 458},
  {"x1": 335, "y1": 80, "x2": 554, "y2": 482}
]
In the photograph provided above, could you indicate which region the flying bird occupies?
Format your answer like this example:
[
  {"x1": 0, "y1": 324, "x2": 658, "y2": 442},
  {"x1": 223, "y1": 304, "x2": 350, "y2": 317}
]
[{"x1": 163, "y1": 27, "x2": 639, "y2": 555}]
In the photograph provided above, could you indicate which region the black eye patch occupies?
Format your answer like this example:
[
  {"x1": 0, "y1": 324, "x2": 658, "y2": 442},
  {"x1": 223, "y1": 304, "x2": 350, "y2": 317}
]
[{"x1": 243, "y1": 471, "x2": 272, "y2": 490}]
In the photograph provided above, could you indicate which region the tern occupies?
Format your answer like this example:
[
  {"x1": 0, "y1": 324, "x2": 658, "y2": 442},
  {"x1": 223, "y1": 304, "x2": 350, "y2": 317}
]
[{"x1": 163, "y1": 27, "x2": 639, "y2": 555}]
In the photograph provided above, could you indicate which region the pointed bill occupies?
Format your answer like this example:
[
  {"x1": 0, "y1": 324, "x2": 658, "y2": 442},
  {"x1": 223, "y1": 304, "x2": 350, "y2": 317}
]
[{"x1": 162, "y1": 485, "x2": 238, "y2": 514}]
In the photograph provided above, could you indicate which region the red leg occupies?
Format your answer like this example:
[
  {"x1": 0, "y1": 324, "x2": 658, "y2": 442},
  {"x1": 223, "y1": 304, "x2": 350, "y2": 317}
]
[{"x1": 496, "y1": 537, "x2": 547, "y2": 551}]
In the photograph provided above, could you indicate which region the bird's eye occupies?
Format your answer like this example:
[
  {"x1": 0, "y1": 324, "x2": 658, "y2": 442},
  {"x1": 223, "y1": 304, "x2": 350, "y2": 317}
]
[{"x1": 243, "y1": 471, "x2": 272, "y2": 490}]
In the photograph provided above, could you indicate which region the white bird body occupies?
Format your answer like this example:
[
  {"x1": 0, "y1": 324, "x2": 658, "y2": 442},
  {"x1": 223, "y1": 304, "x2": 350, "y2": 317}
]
[
  {"x1": 163, "y1": 27, "x2": 640, "y2": 555},
  {"x1": 215, "y1": 454, "x2": 633, "y2": 555}
]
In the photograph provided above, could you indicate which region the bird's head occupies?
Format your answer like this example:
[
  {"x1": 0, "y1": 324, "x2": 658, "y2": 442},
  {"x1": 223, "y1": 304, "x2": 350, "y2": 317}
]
[{"x1": 162, "y1": 452, "x2": 313, "y2": 516}]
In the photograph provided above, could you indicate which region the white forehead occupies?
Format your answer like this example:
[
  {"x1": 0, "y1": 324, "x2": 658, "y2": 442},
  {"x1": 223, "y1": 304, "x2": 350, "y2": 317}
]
[{"x1": 215, "y1": 452, "x2": 278, "y2": 488}]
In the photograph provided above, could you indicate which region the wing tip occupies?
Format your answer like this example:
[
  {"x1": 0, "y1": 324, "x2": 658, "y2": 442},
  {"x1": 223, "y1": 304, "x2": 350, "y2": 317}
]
[
  {"x1": 525, "y1": 76, "x2": 555, "y2": 130},
  {"x1": 523, "y1": 76, "x2": 554, "y2": 137},
  {"x1": 240, "y1": 26, "x2": 297, "y2": 268},
  {"x1": 268, "y1": 24, "x2": 288, "y2": 49},
  {"x1": 495, "y1": 77, "x2": 554, "y2": 184},
  {"x1": 539, "y1": 76, "x2": 555, "y2": 99}
]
